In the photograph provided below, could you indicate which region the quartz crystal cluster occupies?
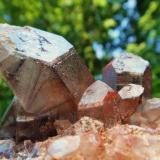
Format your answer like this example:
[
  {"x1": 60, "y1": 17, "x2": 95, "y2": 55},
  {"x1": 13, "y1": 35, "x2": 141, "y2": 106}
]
[{"x1": 0, "y1": 24, "x2": 159, "y2": 160}]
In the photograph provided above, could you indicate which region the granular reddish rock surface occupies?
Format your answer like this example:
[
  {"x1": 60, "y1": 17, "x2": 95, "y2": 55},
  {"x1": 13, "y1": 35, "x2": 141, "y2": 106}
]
[
  {"x1": 6, "y1": 124, "x2": 159, "y2": 160},
  {"x1": 130, "y1": 98, "x2": 160, "y2": 129}
]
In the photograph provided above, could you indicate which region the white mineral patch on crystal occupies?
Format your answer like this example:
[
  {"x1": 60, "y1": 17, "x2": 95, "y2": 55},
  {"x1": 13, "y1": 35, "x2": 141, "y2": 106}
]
[
  {"x1": 16, "y1": 115, "x2": 35, "y2": 122},
  {"x1": 112, "y1": 52, "x2": 149, "y2": 74},
  {"x1": 118, "y1": 84, "x2": 144, "y2": 99},
  {"x1": 0, "y1": 24, "x2": 73, "y2": 62},
  {"x1": 47, "y1": 135, "x2": 80, "y2": 158}
]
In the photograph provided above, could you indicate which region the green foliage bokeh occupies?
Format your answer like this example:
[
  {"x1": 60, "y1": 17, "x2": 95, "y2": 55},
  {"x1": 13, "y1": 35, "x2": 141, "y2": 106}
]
[{"x1": 0, "y1": 0, "x2": 160, "y2": 118}]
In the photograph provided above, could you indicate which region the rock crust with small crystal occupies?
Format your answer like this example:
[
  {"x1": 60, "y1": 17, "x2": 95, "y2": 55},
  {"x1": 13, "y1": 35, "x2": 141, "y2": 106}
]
[
  {"x1": 0, "y1": 23, "x2": 158, "y2": 160},
  {"x1": 118, "y1": 84, "x2": 144, "y2": 122},
  {"x1": 130, "y1": 98, "x2": 160, "y2": 129},
  {"x1": 102, "y1": 52, "x2": 151, "y2": 97},
  {"x1": 1, "y1": 121, "x2": 160, "y2": 159},
  {"x1": 61, "y1": 116, "x2": 104, "y2": 135}
]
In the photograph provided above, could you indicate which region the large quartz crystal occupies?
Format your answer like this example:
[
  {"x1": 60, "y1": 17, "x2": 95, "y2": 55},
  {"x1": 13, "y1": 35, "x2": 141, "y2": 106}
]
[
  {"x1": 0, "y1": 24, "x2": 94, "y2": 114},
  {"x1": 78, "y1": 80, "x2": 121, "y2": 127},
  {"x1": 0, "y1": 24, "x2": 94, "y2": 141}
]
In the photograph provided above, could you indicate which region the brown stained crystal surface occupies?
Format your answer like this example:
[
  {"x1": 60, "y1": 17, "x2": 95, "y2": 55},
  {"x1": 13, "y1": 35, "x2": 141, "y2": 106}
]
[
  {"x1": 0, "y1": 24, "x2": 94, "y2": 114},
  {"x1": 78, "y1": 80, "x2": 121, "y2": 127},
  {"x1": 8, "y1": 124, "x2": 159, "y2": 160},
  {"x1": 0, "y1": 24, "x2": 158, "y2": 160},
  {"x1": 118, "y1": 84, "x2": 144, "y2": 122},
  {"x1": 102, "y1": 53, "x2": 151, "y2": 97}
]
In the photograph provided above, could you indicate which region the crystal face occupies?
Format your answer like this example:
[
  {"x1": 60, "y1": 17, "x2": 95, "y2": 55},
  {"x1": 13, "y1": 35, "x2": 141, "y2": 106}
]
[
  {"x1": 0, "y1": 24, "x2": 73, "y2": 63},
  {"x1": 112, "y1": 52, "x2": 149, "y2": 74}
]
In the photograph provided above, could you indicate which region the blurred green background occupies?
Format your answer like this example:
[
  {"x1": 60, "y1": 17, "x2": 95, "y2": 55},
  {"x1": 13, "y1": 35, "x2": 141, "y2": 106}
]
[{"x1": 0, "y1": 0, "x2": 160, "y2": 118}]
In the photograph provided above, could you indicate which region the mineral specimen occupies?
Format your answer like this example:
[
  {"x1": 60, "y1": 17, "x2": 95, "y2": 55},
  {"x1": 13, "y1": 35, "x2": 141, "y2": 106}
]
[
  {"x1": 0, "y1": 24, "x2": 157, "y2": 160},
  {"x1": 78, "y1": 80, "x2": 121, "y2": 127},
  {"x1": 17, "y1": 125, "x2": 160, "y2": 160},
  {"x1": 102, "y1": 52, "x2": 151, "y2": 97},
  {"x1": 0, "y1": 24, "x2": 94, "y2": 141},
  {"x1": 0, "y1": 24, "x2": 94, "y2": 114}
]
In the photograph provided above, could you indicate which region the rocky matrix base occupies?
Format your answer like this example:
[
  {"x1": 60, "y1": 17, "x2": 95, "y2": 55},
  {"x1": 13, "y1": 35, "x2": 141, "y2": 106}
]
[{"x1": 0, "y1": 24, "x2": 159, "y2": 160}]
